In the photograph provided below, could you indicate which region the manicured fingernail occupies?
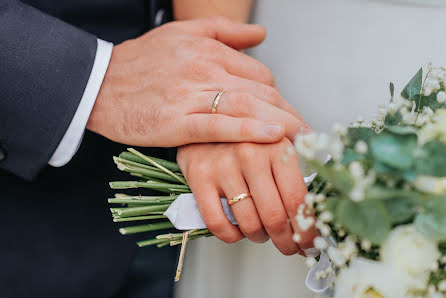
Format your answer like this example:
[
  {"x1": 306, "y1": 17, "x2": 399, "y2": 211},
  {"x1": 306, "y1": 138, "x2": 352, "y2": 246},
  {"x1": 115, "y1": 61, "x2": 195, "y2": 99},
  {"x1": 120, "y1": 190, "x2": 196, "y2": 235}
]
[
  {"x1": 304, "y1": 248, "x2": 320, "y2": 257},
  {"x1": 298, "y1": 126, "x2": 313, "y2": 135},
  {"x1": 264, "y1": 123, "x2": 283, "y2": 137}
]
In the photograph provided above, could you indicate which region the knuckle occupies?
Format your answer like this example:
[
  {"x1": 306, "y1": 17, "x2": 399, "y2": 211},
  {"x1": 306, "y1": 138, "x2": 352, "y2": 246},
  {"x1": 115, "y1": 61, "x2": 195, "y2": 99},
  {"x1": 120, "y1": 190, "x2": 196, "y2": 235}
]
[
  {"x1": 205, "y1": 217, "x2": 225, "y2": 234},
  {"x1": 243, "y1": 222, "x2": 263, "y2": 237},
  {"x1": 198, "y1": 38, "x2": 220, "y2": 54},
  {"x1": 264, "y1": 211, "x2": 288, "y2": 234},
  {"x1": 185, "y1": 118, "x2": 202, "y2": 140},
  {"x1": 261, "y1": 68, "x2": 275, "y2": 86},
  {"x1": 262, "y1": 86, "x2": 281, "y2": 105},
  {"x1": 193, "y1": 160, "x2": 213, "y2": 177},
  {"x1": 238, "y1": 119, "x2": 254, "y2": 139},
  {"x1": 236, "y1": 143, "x2": 258, "y2": 161}
]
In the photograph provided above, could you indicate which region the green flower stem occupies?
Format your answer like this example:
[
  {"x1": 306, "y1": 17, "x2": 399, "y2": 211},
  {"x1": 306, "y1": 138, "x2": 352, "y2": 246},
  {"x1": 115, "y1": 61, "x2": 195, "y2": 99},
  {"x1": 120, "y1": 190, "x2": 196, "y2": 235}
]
[
  {"x1": 119, "y1": 221, "x2": 174, "y2": 235},
  {"x1": 127, "y1": 148, "x2": 187, "y2": 185},
  {"x1": 109, "y1": 181, "x2": 190, "y2": 194},
  {"x1": 119, "y1": 151, "x2": 181, "y2": 172},
  {"x1": 136, "y1": 238, "x2": 171, "y2": 247},
  {"x1": 114, "y1": 156, "x2": 164, "y2": 173},
  {"x1": 113, "y1": 215, "x2": 167, "y2": 222},
  {"x1": 108, "y1": 195, "x2": 178, "y2": 205},
  {"x1": 112, "y1": 204, "x2": 171, "y2": 217},
  {"x1": 118, "y1": 163, "x2": 181, "y2": 183}
]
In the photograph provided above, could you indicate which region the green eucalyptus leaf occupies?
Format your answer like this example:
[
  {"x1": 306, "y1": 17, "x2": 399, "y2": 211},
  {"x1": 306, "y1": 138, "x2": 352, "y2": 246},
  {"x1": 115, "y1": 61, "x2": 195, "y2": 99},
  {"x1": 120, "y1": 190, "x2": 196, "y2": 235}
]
[
  {"x1": 342, "y1": 148, "x2": 366, "y2": 164},
  {"x1": 365, "y1": 185, "x2": 419, "y2": 200},
  {"x1": 386, "y1": 126, "x2": 418, "y2": 135},
  {"x1": 311, "y1": 162, "x2": 354, "y2": 194},
  {"x1": 345, "y1": 127, "x2": 376, "y2": 147},
  {"x1": 370, "y1": 129, "x2": 417, "y2": 170},
  {"x1": 410, "y1": 93, "x2": 445, "y2": 111},
  {"x1": 382, "y1": 196, "x2": 420, "y2": 224},
  {"x1": 336, "y1": 199, "x2": 391, "y2": 244},
  {"x1": 416, "y1": 140, "x2": 446, "y2": 177},
  {"x1": 415, "y1": 195, "x2": 446, "y2": 241},
  {"x1": 401, "y1": 68, "x2": 422, "y2": 100},
  {"x1": 384, "y1": 111, "x2": 402, "y2": 126},
  {"x1": 389, "y1": 82, "x2": 395, "y2": 101},
  {"x1": 323, "y1": 197, "x2": 341, "y2": 216}
]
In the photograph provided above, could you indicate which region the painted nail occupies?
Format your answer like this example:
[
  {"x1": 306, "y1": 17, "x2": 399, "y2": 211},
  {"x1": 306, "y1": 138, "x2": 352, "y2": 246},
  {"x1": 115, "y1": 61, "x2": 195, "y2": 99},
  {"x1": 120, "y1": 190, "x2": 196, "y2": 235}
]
[{"x1": 304, "y1": 248, "x2": 320, "y2": 258}]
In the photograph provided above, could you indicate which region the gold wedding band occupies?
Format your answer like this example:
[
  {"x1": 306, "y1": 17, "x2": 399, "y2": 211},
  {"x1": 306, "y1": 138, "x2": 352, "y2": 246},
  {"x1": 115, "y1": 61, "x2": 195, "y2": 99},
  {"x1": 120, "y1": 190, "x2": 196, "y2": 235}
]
[
  {"x1": 211, "y1": 91, "x2": 225, "y2": 114},
  {"x1": 228, "y1": 192, "x2": 251, "y2": 206}
]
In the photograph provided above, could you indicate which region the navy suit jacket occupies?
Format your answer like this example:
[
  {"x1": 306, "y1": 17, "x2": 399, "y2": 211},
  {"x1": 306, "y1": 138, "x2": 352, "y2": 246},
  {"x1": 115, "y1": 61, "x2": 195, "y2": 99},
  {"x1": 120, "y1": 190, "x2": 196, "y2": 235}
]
[{"x1": 0, "y1": 1, "x2": 177, "y2": 297}]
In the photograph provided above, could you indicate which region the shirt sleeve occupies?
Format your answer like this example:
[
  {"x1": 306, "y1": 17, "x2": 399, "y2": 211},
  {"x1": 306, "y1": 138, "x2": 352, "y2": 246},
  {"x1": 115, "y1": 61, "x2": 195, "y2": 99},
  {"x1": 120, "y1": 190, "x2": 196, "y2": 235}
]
[{"x1": 49, "y1": 39, "x2": 113, "y2": 167}]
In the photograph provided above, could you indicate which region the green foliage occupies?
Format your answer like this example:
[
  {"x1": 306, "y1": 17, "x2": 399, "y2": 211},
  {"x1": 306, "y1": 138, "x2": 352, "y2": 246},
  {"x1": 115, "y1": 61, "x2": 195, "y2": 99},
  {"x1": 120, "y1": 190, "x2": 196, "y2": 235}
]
[
  {"x1": 382, "y1": 196, "x2": 420, "y2": 224},
  {"x1": 416, "y1": 140, "x2": 446, "y2": 177},
  {"x1": 415, "y1": 195, "x2": 446, "y2": 241},
  {"x1": 344, "y1": 127, "x2": 376, "y2": 147},
  {"x1": 401, "y1": 68, "x2": 422, "y2": 100},
  {"x1": 384, "y1": 111, "x2": 402, "y2": 126},
  {"x1": 342, "y1": 147, "x2": 366, "y2": 164},
  {"x1": 311, "y1": 161, "x2": 354, "y2": 194},
  {"x1": 369, "y1": 128, "x2": 417, "y2": 171},
  {"x1": 336, "y1": 199, "x2": 391, "y2": 244}
]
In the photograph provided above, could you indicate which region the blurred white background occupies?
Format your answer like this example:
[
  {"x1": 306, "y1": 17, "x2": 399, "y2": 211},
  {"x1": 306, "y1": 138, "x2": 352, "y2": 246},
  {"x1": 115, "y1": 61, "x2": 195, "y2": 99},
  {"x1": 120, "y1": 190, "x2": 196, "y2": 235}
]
[{"x1": 176, "y1": 1, "x2": 446, "y2": 297}]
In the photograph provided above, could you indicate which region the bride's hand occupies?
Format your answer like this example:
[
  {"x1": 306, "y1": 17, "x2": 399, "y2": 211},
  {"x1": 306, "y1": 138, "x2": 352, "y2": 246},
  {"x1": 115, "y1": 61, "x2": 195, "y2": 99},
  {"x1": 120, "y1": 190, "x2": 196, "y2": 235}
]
[{"x1": 177, "y1": 138, "x2": 317, "y2": 255}]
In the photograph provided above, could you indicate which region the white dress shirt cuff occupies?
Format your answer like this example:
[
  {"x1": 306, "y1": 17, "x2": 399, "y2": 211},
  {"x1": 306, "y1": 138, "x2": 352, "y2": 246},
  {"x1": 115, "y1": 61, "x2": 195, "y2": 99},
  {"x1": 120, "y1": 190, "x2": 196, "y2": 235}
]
[{"x1": 49, "y1": 39, "x2": 113, "y2": 167}]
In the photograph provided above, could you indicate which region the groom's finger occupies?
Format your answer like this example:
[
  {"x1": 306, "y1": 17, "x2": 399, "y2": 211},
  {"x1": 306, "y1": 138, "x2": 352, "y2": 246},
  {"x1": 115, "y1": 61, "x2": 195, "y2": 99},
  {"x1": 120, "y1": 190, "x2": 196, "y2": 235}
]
[
  {"x1": 194, "y1": 91, "x2": 309, "y2": 142},
  {"x1": 183, "y1": 114, "x2": 285, "y2": 144},
  {"x1": 225, "y1": 75, "x2": 305, "y2": 121},
  {"x1": 174, "y1": 17, "x2": 266, "y2": 50},
  {"x1": 215, "y1": 45, "x2": 276, "y2": 86}
]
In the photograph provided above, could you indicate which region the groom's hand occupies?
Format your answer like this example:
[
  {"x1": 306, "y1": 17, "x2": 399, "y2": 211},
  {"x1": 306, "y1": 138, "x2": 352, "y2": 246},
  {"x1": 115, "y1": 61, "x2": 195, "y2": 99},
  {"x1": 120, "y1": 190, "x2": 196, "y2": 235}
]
[
  {"x1": 177, "y1": 138, "x2": 317, "y2": 256},
  {"x1": 87, "y1": 17, "x2": 309, "y2": 147}
]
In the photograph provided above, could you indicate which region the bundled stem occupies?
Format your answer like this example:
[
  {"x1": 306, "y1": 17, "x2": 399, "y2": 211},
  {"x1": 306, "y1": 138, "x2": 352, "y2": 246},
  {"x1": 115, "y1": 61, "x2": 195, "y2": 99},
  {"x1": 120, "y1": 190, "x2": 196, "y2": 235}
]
[{"x1": 108, "y1": 148, "x2": 211, "y2": 281}]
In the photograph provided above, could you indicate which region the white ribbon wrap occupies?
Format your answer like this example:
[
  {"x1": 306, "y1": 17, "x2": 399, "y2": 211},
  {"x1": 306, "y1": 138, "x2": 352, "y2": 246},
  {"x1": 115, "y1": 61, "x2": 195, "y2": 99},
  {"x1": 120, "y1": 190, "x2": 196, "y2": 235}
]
[
  {"x1": 163, "y1": 171, "x2": 332, "y2": 296},
  {"x1": 164, "y1": 194, "x2": 237, "y2": 230}
]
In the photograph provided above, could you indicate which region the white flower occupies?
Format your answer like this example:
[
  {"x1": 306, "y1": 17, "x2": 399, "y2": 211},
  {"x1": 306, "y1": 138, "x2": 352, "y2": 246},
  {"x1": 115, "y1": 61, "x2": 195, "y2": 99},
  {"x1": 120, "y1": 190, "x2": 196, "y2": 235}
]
[
  {"x1": 380, "y1": 225, "x2": 440, "y2": 291},
  {"x1": 413, "y1": 175, "x2": 446, "y2": 194},
  {"x1": 327, "y1": 247, "x2": 347, "y2": 267},
  {"x1": 438, "y1": 91, "x2": 446, "y2": 103},
  {"x1": 305, "y1": 257, "x2": 317, "y2": 268},
  {"x1": 349, "y1": 161, "x2": 364, "y2": 179},
  {"x1": 355, "y1": 140, "x2": 368, "y2": 154},
  {"x1": 314, "y1": 236, "x2": 328, "y2": 250},
  {"x1": 438, "y1": 280, "x2": 446, "y2": 291},
  {"x1": 334, "y1": 258, "x2": 406, "y2": 298},
  {"x1": 333, "y1": 122, "x2": 347, "y2": 135},
  {"x1": 319, "y1": 211, "x2": 333, "y2": 223}
]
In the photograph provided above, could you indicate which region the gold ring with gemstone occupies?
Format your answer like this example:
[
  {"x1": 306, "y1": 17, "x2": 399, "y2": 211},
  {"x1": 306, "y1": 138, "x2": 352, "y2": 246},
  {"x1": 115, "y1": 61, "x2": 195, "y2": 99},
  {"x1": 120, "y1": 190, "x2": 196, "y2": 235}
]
[
  {"x1": 228, "y1": 192, "x2": 251, "y2": 206},
  {"x1": 211, "y1": 91, "x2": 225, "y2": 114}
]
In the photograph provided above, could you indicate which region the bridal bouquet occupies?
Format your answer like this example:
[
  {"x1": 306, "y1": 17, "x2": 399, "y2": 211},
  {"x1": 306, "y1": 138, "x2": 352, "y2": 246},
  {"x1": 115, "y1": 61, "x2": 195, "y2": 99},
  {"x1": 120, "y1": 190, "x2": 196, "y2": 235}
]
[
  {"x1": 295, "y1": 65, "x2": 446, "y2": 298},
  {"x1": 108, "y1": 65, "x2": 446, "y2": 297}
]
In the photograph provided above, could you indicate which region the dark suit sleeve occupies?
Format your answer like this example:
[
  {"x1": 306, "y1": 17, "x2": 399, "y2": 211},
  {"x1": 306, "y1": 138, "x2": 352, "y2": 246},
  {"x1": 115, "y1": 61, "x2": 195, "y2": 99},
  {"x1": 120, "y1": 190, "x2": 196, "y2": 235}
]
[{"x1": 0, "y1": 0, "x2": 98, "y2": 180}]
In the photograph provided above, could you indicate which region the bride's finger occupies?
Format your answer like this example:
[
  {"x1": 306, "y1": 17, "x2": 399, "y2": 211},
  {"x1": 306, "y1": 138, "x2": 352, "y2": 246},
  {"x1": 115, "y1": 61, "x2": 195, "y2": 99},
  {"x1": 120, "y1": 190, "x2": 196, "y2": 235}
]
[
  {"x1": 239, "y1": 146, "x2": 301, "y2": 255},
  {"x1": 271, "y1": 139, "x2": 319, "y2": 255},
  {"x1": 219, "y1": 171, "x2": 269, "y2": 243},
  {"x1": 192, "y1": 181, "x2": 243, "y2": 243}
]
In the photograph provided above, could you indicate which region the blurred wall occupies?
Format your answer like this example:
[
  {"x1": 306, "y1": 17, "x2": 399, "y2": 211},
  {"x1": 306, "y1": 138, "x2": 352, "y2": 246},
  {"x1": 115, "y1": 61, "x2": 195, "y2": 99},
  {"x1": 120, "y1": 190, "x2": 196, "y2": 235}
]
[{"x1": 175, "y1": 1, "x2": 446, "y2": 298}]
